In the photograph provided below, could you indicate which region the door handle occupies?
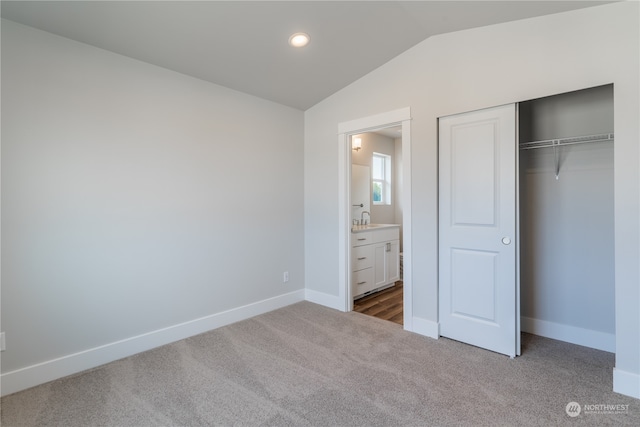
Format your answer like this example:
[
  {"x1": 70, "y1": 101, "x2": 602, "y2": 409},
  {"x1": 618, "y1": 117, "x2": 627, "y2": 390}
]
[
  {"x1": 502, "y1": 237, "x2": 511, "y2": 245},
  {"x1": 386, "y1": 242, "x2": 391, "y2": 252}
]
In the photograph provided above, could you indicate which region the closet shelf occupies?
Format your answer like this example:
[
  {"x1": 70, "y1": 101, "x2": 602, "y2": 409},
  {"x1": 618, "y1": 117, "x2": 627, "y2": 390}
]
[
  {"x1": 519, "y1": 133, "x2": 614, "y2": 150},
  {"x1": 520, "y1": 133, "x2": 614, "y2": 180}
]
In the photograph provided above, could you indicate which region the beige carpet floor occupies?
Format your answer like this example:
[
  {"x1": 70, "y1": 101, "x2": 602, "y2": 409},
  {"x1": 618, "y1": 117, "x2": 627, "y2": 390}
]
[{"x1": 1, "y1": 301, "x2": 638, "y2": 426}]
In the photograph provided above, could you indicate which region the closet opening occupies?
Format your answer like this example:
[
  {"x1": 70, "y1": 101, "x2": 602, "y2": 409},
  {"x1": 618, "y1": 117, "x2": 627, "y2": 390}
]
[{"x1": 519, "y1": 84, "x2": 615, "y2": 353}]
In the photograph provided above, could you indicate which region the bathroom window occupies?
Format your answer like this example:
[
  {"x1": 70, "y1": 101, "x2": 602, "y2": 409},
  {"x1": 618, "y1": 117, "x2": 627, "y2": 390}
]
[{"x1": 372, "y1": 152, "x2": 391, "y2": 205}]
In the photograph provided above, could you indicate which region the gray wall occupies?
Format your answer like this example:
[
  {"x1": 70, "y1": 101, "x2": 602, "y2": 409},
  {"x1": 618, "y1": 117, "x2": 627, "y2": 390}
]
[
  {"x1": 520, "y1": 86, "x2": 615, "y2": 340},
  {"x1": 520, "y1": 85, "x2": 614, "y2": 141},
  {"x1": 1, "y1": 20, "x2": 304, "y2": 376},
  {"x1": 304, "y1": 2, "x2": 639, "y2": 397}
]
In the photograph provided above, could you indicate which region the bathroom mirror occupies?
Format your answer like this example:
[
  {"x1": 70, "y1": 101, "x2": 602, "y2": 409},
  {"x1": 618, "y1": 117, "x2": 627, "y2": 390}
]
[{"x1": 351, "y1": 164, "x2": 371, "y2": 224}]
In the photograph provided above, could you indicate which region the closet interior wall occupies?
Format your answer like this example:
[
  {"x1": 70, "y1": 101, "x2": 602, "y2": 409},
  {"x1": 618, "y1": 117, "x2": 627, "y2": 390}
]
[{"x1": 519, "y1": 85, "x2": 615, "y2": 352}]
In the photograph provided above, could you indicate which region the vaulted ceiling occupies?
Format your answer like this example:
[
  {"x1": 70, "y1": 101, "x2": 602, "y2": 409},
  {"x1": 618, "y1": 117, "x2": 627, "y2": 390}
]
[{"x1": 1, "y1": 1, "x2": 613, "y2": 110}]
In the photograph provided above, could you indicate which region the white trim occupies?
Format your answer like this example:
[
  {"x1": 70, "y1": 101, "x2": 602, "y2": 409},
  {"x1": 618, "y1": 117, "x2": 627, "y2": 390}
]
[
  {"x1": 515, "y1": 104, "x2": 522, "y2": 356},
  {"x1": 304, "y1": 289, "x2": 343, "y2": 311},
  {"x1": 400, "y1": 118, "x2": 413, "y2": 330},
  {"x1": 521, "y1": 316, "x2": 615, "y2": 353},
  {"x1": 411, "y1": 317, "x2": 439, "y2": 339},
  {"x1": 0, "y1": 290, "x2": 305, "y2": 397},
  {"x1": 613, "y1": 368, "x2": 640, "y2": 399},
  {"x1": 337, "y1": 108, "x2": 414, "y2": 330},
  {"x1": 338, "y1": 107, "x2": 411, "y2": 135},
  {"x1": 338, "y1": 131, "x2": 351, "y2": 312}
]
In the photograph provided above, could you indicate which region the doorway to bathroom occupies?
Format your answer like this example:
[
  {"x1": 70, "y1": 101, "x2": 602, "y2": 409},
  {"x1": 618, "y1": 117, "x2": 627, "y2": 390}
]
[
  {"x1": 350, "y1": 128, "x2": 404, "y2": 325},
  {"x1": 337, "y1": 107, "x2": 414, "y2": 332}
]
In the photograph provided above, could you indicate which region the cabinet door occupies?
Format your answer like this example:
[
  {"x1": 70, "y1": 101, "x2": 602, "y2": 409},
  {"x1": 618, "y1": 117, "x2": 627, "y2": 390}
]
[
  {"x1": 373, "y1": 242, "x2": 387, "y2": 288},
  {"x1": 374, "y1": 240, "x2": 400, "y2": 287},
  {"x1": 387, "y1": 240, "x2": 400, "y2": 283}
]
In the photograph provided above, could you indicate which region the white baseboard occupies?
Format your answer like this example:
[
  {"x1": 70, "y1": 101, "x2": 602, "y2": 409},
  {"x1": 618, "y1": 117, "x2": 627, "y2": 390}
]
[
  {"x1": 520, "y1": 316, "x2": 615, "y2": 352},
  {"x1": 410, "y1": 316, "x2": 439, "y2": 339},
  {"x1": 304, "y1": 289, "x2": 344, "y2": 311},
  {"x1": 1, "y1": 290, "x2": 305, "y2": 397},
  {"x1": 613, "y1": 368, "x2": 640, "y2": 399}
]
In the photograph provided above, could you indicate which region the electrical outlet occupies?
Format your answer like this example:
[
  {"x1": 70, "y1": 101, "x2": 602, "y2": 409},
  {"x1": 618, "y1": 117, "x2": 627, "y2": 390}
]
[
  {"x1": 283, "y1": 271, "x2": 289, "y2": 283},
  {"x1": 1, "y1": 332, "x2": 5, "y2": 352}
]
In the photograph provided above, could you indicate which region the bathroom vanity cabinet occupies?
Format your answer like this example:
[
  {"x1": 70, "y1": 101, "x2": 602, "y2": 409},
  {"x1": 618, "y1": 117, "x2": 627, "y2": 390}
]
[{"x1": 351, "y1": 225, "x2": 400, "y2": 299}]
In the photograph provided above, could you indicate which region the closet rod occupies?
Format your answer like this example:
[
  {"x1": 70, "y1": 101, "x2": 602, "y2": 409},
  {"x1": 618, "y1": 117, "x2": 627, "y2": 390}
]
[{"x1": 519, "y1": 133, "x2": 614, "y2": 150}]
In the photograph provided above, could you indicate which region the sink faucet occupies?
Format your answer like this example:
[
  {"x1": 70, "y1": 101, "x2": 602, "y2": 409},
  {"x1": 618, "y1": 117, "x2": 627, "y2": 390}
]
[{"x1": 361, "y1": 211, "x2": 370, "y2": 225}]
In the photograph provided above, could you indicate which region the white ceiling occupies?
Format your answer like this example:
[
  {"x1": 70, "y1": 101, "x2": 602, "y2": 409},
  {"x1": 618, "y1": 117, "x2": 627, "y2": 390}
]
[{"x1": 1, "y1": 1, "x2": 613, "y2": 110}]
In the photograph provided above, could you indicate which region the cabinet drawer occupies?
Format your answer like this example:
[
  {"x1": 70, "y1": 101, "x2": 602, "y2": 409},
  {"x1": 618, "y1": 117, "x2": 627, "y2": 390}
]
[
  {"x1": 352, "y1": 231, "x2": 374, "y2": 247},
  {"x1": 352, "y1": 245, "x2": 374, "y2": 271},
  {"x1": 353, "y1": 267, "x2": 374, "y2": 297}
]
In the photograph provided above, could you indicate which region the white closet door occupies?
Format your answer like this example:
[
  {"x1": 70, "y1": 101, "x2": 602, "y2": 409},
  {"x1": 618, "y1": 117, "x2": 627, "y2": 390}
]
[{"x1": 438, "y1": 104, "x2": 519, "y2": 357}]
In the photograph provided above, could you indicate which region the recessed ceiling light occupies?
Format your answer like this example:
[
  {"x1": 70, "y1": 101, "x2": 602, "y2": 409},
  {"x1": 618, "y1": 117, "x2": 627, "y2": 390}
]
[{"x1": 288, "y1": 32, "x2": 310, "y2": 48}]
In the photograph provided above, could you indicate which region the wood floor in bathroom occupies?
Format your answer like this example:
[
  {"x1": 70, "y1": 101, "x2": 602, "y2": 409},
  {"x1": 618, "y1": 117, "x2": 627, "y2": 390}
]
[{"x1": 353, "y1": 281, "x2": 403, "y2": 325}]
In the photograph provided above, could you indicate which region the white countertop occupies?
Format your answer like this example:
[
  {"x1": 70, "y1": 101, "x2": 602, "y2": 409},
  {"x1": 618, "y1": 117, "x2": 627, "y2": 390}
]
[{"x1": 351, "y1": 223, "x2": 400, "y2": 233}]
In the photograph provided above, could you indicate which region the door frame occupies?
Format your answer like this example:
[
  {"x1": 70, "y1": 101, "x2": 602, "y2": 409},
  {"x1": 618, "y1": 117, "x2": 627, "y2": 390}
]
[{"x1": 337, "y1": 107, "x2": 414, "y2": 329}]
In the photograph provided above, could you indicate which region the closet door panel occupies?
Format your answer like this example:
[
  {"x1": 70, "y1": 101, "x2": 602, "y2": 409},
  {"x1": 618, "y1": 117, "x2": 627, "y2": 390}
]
[
  {"x1": 451, "y1": 122, "x2": 497, "y2": 226},
  {"x1": 439, "y1": 103, "x2": 518, "y2": 358},
  {"x1": 450, "y1": 248, "x2": 498, "y2": 322}
]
